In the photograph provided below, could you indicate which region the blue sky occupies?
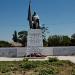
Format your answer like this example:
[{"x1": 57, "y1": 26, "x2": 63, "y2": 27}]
[{"x1": 0, "y1": 0, "x2": 75, "y2": 41}]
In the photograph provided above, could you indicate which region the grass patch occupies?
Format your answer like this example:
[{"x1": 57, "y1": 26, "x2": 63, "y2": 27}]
[{"x1": 0, "y1": 58, "x2": 75, "y2": 75}]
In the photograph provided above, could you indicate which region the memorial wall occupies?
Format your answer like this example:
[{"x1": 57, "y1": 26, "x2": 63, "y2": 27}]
[{"x1": 0, "y1": 47, "x2": 75, "y2": 57}]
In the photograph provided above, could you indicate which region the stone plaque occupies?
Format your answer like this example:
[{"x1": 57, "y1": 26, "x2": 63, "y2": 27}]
[{"x1": 27, "y1": 29, "x2": 43, "y2": 47}]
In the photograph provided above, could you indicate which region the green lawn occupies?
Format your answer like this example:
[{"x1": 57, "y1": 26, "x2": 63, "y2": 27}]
[{"x1": 0, "y1": 58, "x2": 75, "y2": 75}]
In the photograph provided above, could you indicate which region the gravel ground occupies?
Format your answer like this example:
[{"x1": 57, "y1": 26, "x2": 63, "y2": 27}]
[{"x1": 0, "y1": 56, "x2": 75, "y2": 63}]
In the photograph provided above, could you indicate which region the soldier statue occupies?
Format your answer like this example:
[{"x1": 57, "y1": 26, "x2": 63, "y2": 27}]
[
  {"x1": 32, "y1": 12, "x2": 40, "y2": 29},
  {"x1": 28, "y1": 0, "x2": 40, "y2": 29}
]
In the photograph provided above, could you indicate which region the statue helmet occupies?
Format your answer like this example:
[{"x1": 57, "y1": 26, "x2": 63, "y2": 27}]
[{"x1": 33, "y1": 11, "x2": 36, "y2": 16}]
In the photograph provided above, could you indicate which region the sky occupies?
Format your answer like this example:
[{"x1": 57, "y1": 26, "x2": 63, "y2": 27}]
[{"x1": 0, "y1": 0, "x2": 75, "y2": 41}]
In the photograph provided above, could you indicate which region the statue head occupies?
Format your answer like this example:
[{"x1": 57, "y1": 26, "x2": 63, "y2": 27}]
[{"x1": 33, "y1": 11, "x2": 36, "y2": 16}]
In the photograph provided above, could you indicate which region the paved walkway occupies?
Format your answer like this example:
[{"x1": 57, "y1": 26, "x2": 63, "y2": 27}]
[{"x1": 0, "y1": 56, "x2": 75, "y2": 63}]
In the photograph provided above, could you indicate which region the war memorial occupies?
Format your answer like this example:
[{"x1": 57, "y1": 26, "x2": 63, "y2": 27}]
[{"x1": 0, "y1": 1, "x2": 75, "y2": 57}]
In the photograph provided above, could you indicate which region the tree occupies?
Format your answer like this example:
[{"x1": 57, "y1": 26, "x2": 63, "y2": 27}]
[
  {"x1": 48, "y1": 35, "x2": 70, "y2": 46},
  {"x1": 18, "y1": 31, "x2": 27, "y2": 47},
  {"x1": 71, "y1": 33, "x2": 75, "y2": 46},
  {"x1": 41, "y1": 24, "x2": 48, "y2": 47},
  {"x1": 12, "y1": 30, "x2": 27, "y2": 47},
  {"x1": 71, "y1": 33, "x2": 75, "y2": 39},
  {"x1": 12, "y1": 30, "x2": 18, "y2": 42},
  {"x1": 43, "y1": 38, "x2": 48, "y2": 47},
  {"x1": 0, "y1": 41, "x2": 11, "y2": 47},
  {"x1": 48, "y1": 35, "x2": 61, "y2": 46},
  {"x1": 61, "y1": 36, "x2": 70, "y2": 46}
]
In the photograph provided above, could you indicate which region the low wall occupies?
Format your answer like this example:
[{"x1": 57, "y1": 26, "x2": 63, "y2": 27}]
[
  {"x1": 42, "y1": 47, "x2": 75, "y2": 56},
  {"x1": 0, "y1": 47, "x2": 27, "y2": 57},
  {"x1": 0, "y1": 46, "x2": 75, "y2": 57},
  {"x1": 17, "y1": 47, "x2": 27, "y2": 57},
  {"x1": 41, "y1": 47, "x2": 53, "y2": 56},
  {"x1": 53, "y1": 46, "x2": 75, "y2": 56},
  {"x1": 0, "y1": 48, "x2": 17, "y2": 57}
]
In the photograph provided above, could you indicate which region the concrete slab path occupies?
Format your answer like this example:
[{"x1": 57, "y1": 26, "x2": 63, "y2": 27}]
[{"x1": 0, "y1": 56, "x2": 75, "y2": 63}]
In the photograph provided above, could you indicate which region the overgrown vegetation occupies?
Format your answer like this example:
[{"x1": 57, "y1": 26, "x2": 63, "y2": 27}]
[
  {"x1": 0, "y1": 58, "x2": 75, "y2": 75},
  {"x1": 12, "y1": 30, "x2": 75, "y2": 47},
  {"x1": 12, "y1": 30, "x2": 27, "y2": 47}
]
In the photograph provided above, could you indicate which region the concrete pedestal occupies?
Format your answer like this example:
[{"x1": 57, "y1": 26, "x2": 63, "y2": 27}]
[{"x1": 27, "y1": 29, "x2": 43, "y2": 55}]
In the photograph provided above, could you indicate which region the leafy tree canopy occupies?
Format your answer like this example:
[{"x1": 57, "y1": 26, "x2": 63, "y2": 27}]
[{"x1": 0, "y1": 41, "x2": 11, "y2": 47}]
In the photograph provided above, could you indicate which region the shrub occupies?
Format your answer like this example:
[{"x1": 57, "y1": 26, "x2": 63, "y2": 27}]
[
  {"x1": 10, "y1": 66, "x2": 17, "y2": 71},
  {"x1": 39, "y1": 68, "x2": 57, "y2": 75},
  {"x1": 0, "y1": 41, "x2": 11, "y2": 47},
  {"x1": 72, "y1": 68, "x2": 75, "y2": 75},
  {"x1": 48, "y1": 57, "x2": 58, "y2": 62},
  {"x1": 64, "y1": 60, "x2": 73, "y2": 66},
  {"x1": 20, "y1": 61, "x2": 37, "y2": 70},
  {"x1": 0, "y1": 66, "x2": 10, "y2": 73},
  {"x1": 23, "y1": 58, "x2": 28, "y2": 62},
  {"x1": 3, "y1": 72, "x2": 11, "y2": 75}
]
